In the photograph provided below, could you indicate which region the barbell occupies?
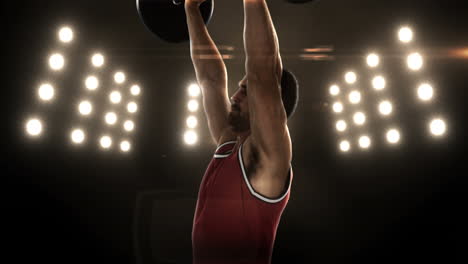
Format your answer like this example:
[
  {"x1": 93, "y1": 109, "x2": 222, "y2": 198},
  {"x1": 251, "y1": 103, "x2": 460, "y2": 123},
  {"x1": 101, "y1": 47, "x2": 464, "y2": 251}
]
[{"x1": 137, "y1": 0, "x2": 317, "y2": 43}]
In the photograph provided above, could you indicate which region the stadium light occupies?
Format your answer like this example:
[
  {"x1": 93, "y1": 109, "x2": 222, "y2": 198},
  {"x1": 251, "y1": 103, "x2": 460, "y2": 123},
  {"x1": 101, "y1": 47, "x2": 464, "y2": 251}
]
[
  {"x1": 100, "y1": 135, "x2": 112, "y2": 149},
  {"x1": 85, "y1": 76, "x2": 99, "y2": 91},
  {"x1": 332, "y1": 102, "x2": 344, "y2": 114},
  {"x1": 345, "y1": 71, "x2": 357, "y2": 84},
  {"x1": 25, "y1": 118, "x2": 43, "y2": 137},
  {"x1": 127, "y1": 102, "x2": 138, "y2": 113},
  {"x1": 92, "y1": 53, "x2": 105, "y2": 68},
  {"x1": 120, "y1": 140, "x2": 131, "y2": 152},
  {"x1": 336, "y1": 120, "x2": 347, "y2": 132},
  {"x1": 358, "y1": 135, "x2": 371, "y2": 149},
  {"x1": 78, "y1": 100, "x2": 93, "y2": 116},
  {"x1": 186, "y1": 116, "x2": 198, "y2": 129},
  {"x1": 367, "y1": 53, "x2": 380, "y2": 68},
  {"x1": 49, "y1": 53, "x2": 65, "y2": 71},
  {"x1": 398, "y1": 26, "x2": 413, "y2": 43},
  {"x1": 349, "y1": 90, "x2": 362, "y2": 104},
  {"x1": 407, "y1": 52, "x2": 423, "y2": 71},
  {"x1": 429, "y1": 118, "x2": 447, "y2": 137},
  {"x1": 58, "y1": 26, "x2": 74, "y2": 43},
  {"x1": 188, "y1": 84, "x2": 201, "y2": 97},
  {"x1": 114, "y1": 72, "x2": 126, "y2": 84},
  {"x1": 71, "y1": 128, "x2": 85, "y2": 144},
  {"x1": 124, "y1": 120, "x2": 135, "y2": 132},
  {"x1": 417, "y1": 83, "x2": 434, "y2": 102},
  {"x1": 188, "y1": 100, "x2": 199, "y2": 112},
  {"x1": 329, "y1": 85, "x2": 340, "y2": 96},
  {"x1": 105, "y1": 112, "x2": 118, "y2": 125},
  {"x1": 378, "y1": 100, "x2": 393, "y2": 116},
  {"x1": 131, "y1": 85, "x2": 141, "y2": 96},
  {"x1": 38, "y1": 83, "x2": 55, "y2": 102},
  {"x1": 339, "y1": 140, "x2": 351, "y2": 152},
  {"x1": 353, "y1": 112, "x2": 366, "y2": 126},
  {"x1": 386, "y1": 129, "x2": 401, "y2": 144},
  {"x1": 110, "y1": 91, "x2": 122, "y2": 104},
  {"x1": 184, "y1": 130, "x2": 198, "y2": 145},
  {"x1": 372, "y1": 75, "x2": 386, "y2": 91}
]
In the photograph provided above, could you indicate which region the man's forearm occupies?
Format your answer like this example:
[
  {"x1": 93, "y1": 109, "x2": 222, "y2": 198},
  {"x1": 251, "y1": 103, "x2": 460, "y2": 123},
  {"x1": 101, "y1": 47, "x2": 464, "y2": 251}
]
[
  {"x1": 185, "y1": 3, "x2": 226, "y2": 83},
  {"x1": 243, "y1": 0, "x2": 280, "y2": 73}
]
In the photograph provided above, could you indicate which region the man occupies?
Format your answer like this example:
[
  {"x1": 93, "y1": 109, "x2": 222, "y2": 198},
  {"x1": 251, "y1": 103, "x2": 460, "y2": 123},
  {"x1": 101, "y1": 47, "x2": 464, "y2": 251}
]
[{"x1": 185, "y1": 0, "x2": 299, "y2": 263}]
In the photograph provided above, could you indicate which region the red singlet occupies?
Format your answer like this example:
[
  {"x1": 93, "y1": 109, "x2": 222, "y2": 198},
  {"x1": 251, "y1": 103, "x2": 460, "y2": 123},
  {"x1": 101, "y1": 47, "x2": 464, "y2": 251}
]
[{"x1": 192, "y1": 140, "x2": 293, "y2": 264}]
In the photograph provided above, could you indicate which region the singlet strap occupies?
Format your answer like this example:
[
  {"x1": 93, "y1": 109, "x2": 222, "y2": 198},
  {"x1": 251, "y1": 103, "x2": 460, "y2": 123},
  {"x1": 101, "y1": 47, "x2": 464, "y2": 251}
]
[
  {"x1": 214, "y1": 141, "x2": 237, "y2": 159},
  {"x1": 238, "y1": 142, "x2": 292, "y2": 204}
]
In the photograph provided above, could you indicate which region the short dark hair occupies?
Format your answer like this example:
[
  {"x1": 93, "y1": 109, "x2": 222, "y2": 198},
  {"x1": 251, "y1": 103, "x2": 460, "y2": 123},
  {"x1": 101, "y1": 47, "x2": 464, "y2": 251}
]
[{"x1": 280, "y1": 68, "x2": 299, "y2": 118}]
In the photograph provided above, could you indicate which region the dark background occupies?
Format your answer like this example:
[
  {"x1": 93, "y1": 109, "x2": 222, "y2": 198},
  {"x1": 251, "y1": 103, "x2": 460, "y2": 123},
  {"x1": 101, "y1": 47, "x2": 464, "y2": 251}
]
[{"x1": 4, "y1": 0, "x2": 467, "y2": 263}]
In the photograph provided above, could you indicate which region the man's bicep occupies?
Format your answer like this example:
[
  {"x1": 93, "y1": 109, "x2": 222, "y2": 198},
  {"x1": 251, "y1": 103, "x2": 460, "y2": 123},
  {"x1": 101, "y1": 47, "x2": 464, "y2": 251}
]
[{"x1": 200, "y1": 81, "x2": 231, "y2": 145}]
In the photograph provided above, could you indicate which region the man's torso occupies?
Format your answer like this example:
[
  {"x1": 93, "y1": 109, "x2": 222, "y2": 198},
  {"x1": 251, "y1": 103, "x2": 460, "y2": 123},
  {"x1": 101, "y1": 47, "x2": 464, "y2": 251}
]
[{"x1": 192, "y1": 140, "x2": 292, "y2": 264}]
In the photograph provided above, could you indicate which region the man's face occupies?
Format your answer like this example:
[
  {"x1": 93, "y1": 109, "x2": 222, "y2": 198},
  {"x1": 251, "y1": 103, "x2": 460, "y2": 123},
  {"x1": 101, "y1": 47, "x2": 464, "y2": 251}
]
[{"x1": 228, "y1": 75, "x2": 250, "y2": 133}]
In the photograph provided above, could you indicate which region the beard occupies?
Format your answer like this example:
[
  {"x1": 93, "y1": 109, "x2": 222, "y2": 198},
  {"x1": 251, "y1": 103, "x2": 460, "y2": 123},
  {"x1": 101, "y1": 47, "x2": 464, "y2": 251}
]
[{"x1": 228, "y1": 109, "x2": 250, "y2": 133}]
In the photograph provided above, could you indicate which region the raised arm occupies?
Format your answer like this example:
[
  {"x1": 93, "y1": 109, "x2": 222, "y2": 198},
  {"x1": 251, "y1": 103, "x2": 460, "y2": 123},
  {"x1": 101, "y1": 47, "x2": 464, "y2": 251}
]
[
  {"x1": 243, "y1": 0, "x2": 291, "y2": 164},
  {"x1": 185, "y1": 0, "x2": 231, "y2": 145}
]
